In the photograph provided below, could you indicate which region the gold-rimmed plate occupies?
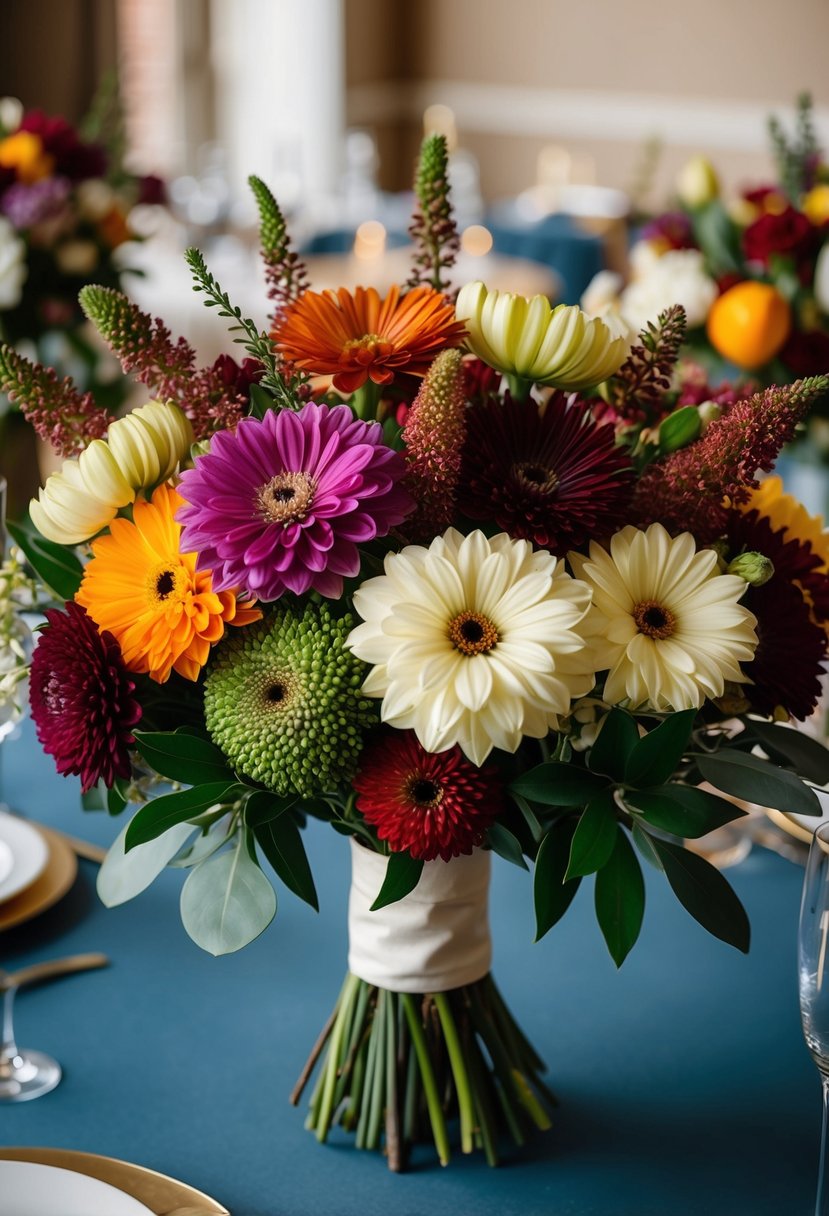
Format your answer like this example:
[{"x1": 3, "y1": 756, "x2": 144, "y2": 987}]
[
  {"x1": 0, "y1": 1148, "x2": 230, "y2": 1215},
  {"x1": 0, "y1": 827, "x2": 77, "y2": 932},
  {"x1": 766, "y1": 807, "x2": 829, "y2": 844}
]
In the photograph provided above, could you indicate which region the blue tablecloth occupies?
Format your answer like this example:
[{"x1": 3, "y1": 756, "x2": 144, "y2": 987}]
[{"x1": 0, "y1": 720, "x2": 819, "y2": 1215}]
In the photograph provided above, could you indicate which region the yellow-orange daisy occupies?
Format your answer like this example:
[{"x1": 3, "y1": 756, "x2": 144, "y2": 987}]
[
  {"x1": 271, "y1": 284, "x2": 466, "y2": 394},
  {"x1": 740, "y1": 476, "x2": 829, "y2": 571},
  {"x1": 75, "y1": 482, "x2": 260, "y2": 683}
]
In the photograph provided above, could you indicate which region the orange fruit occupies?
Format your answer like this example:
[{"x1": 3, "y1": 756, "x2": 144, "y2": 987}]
[{"x1": 706, "y1": 281, "x2": 791, "y2": 370}]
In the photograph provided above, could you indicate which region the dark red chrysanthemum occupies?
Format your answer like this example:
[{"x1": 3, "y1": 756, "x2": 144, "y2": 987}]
[
  {"x1": 29, "y1": 601, "x2": 142, "y2": 792},
  {"x1": 738, "y1": 578, "x2": 827, "y2": 720},
  {"x1": 353, "y1": 731, "x2": 503, "y2": 862},
  {"x1": 457, "y1": 393, "x2": 633, "y2": 556},
  {"x1": 20, "y1": 110, "x2": 107, "y2": 181},
  {"x1": 727, "y1": 508, "x2": 829, "y2": 627},
  {"x1": 742, "y1": 205, "x2": 814, "y2": 268}
]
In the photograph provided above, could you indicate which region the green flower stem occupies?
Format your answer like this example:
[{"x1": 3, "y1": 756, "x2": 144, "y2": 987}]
[
  {"x1": 366, "y1": 989, "x2": 388, "y2": 1150},
  {"x1": 433, "y1": 992, "x2": 475, "y2": 1155},
  {"x1": 401, "y1": 993, "x2": 451, "y2": 1166},
  {"x1": 464, "y1": 1032, "x2": 500, "y2": 1167},
  {"x1": 510, "y1": 1067, "x2": 553, "y2": 1131},
  {"x1": 384, "y1": 990, "x2": 403, "y2": 1172},
  {"x1": 467, "y1": 987, "x2": 526, "y2": 1145},
  {"x1": 485, "y1": 977, "x2": 547, "y2": 1075},
  {"x1": 505, "y1": 373, "x2": 534, "y2": 402},
  {"x1": 355, "y1": 998, "x2": 381, "y2": 1148},
  {"x1": 342, "y1": 1022, "x2": 369, "y2": 1132},
  {"x1": 334, "y1": 980, "x2": 372, "y2": 1112},
  {"x1": 315, "y1": 972, "x2": 360, "y2": 1142},
  {"x1": 352, "y1": 380, "x2": 381, "y2": 421},
  {"x1": 403, "y1": 1039, "x2": 420, "y2": 1144}
]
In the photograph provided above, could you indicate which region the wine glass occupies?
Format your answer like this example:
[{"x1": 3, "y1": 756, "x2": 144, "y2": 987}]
[
  {"x1": 0, "y1": 973, "x2": 62, "y2": 1101},
  {"x1": 798, "y1": 820, "x2": 829, "y2": 1214}
]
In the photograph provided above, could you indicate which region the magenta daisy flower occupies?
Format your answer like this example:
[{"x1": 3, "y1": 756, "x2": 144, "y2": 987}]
[
  {"x1": 29, "y1": 602, "x2": 142, "y2": 792},
  {"x1": 177, "y1": 402, "x2": 413, "y2": 601},
  {"x1": 352, "y1": 730, "x2": 503, "y2": 862},
  {"x1": 457, "y1": 393, "x2": 633, "y2": 556}
]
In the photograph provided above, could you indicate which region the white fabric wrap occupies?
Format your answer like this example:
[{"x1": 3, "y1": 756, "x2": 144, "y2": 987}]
[{"x1": 347, "y1": 839, "x2": 492, "y2": 993}]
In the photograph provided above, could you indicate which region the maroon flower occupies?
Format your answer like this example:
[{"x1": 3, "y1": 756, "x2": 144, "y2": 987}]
[
  {"x1": 738, "y1": 578, "x2": 827, "y2": 720},
  {"x1": 29, "y1": 602, "x2": 142, "y2": 792},
  {"x1": 353, "y1": 731, "x2": 503, "y2": 862},
  {"x1": 137, "y1": 174, "x2": 166, "y2": 206},
  {"x1": 20, "y1": 110, "x2": 106, "y2": 181},
  {"x1": 780, "y1": 329, "x2": 829, "y2": 378},
  {"x1": 641, "y1": 211, "x2": 697, "y2": 250},
  {"x1": 211, "y1": 353, "x2": 264, "y2": 398},
  {"x1": 742, "y1": 185, "x2": 786, "y2": 210},
  {"x1": 458, "y1": 393, "x2": 633, "y2": 556},
  {"x1": 742, "y1": 205, "x2": 814, "y2": 267},
  {"x1": 463, "y1": 356, "x2": 502, "y2": 404}
]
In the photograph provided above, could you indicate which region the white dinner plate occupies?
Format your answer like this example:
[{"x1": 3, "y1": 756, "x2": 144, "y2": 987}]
[
  {"x1": 0, "y1": 811, "x2": 49, "y2": 904},
  {"x1": 0, "y1": 1160, "x2": 155, "y2": 1216},
  {"x1": 0, "y1": 838, "x2": 13, "y2": 886},
  {"x1": 766, "y1": 788, "x2": 829, "y2": 843}
]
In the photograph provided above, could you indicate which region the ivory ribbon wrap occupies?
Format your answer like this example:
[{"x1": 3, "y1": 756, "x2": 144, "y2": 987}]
[{"x1": 347, "y1": 839, "x2": 492, "y2": 993}]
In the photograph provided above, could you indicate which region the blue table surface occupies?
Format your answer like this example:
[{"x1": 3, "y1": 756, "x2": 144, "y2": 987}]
[{"x1": 0, "y1": 720, "x2": 820, "y2": 1216}]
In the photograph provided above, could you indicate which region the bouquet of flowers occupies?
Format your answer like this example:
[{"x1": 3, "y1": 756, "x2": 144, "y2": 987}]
[
  {"x1": 583, "y1": 95, "x2": 829, "y2": 402},
  {"x1": 0, "y1": 84, "x2": 163, "y2": 404},
  {"x1": 4, "y1": 135, "x2": 829, "y2": 1173}
]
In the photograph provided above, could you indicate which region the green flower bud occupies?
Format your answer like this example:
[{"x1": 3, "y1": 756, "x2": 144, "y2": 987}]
[{"x1": 726, "y1": 551, "x2": 775, "y2": 587}]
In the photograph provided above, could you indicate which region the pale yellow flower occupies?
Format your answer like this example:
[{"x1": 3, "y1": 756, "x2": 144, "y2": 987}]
[
  {"x1": 455, "y1": 281, "x2": 628, "y2": 392},
  {"x1": 676, "y1": 156, "x2": 720, "y2": 209},
  {"x1": 30, "y1": 400, "x2": 193, "y2": 545},
  {"x1": 570, "y1": 523, "x2": 757, "y2": 712}
]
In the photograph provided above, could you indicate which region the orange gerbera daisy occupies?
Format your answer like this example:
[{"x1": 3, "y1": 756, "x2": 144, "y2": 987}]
[
  {"x1": 271, "y1": 284, "x2": 466, "y2": 394},
  {"x1": 75, "y1": 483, "x2": 261, "y2": 683}
]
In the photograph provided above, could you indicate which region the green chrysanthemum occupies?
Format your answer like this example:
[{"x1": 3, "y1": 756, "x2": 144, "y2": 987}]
[{"x1": 204, "y1": 603, "x2": 376, "y2": 796}]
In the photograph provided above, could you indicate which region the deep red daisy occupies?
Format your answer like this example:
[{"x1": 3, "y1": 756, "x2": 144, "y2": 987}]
[
  {"x1": 738, "y1": 578, "x2": 827, "y2": 720},
  {"x1": 352, "y1": 731, "x2": 503, "y2": 862},
  {"x1": 457, "y1": 393, "x2": 633, "y2": 556},
  {"x1": 29, "y1": 601, "x2": 142, "y2": 792},
  {"x1": 726, "y1": 508, "x2": 829, "y2": 627}
]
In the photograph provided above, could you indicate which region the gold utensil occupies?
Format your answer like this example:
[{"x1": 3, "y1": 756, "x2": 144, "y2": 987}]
[
  {"x1": 0, "y1": 952, "x2": 109, "y2": 991},
  {"x1": 56, "y1": 831, "x2": 108, "y2": 865}
]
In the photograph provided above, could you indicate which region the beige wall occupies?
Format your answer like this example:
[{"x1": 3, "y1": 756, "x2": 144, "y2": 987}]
[{"x1": 345, "y1": 0, "x2": 829, "y2": 203}]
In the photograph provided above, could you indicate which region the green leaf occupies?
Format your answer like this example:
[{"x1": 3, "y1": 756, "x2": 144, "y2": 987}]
[
  {"x1": 588, "y1": 709, "x2": 640, "y2": 781},
  {"x1": 180, "y1": 840, "x2": 277, "y2": 955},
  {"x1": 565, "y1": 788, "x2": 619, "y2": 879},
  {"x1": 652, "y1": 839, "x2": 750, "y2": 952},
  {"x1": 248, "y1": 381, "x2": 275, "y2": 420},
  {"x1": 509, "y1": 792, "x2": 544, "y2": 843},
  {"x1": 81, "y1": 782, "x2": 106, "y2": 812},
  {"x1": 487, "y1": 821, "x2": 529, "y2": 870},
  {"x1": 370, "y1": 850, "x2": 424, "y2": 910},
  {"x1": 631, "y1": 822, "x2": 664, "y2": 871},
  {"x1": 98, "y1": 818, "x2": 196, "y2": 907},
  {"x1": 691, "y1": 199, "x2": 742, "y2": 276},
  {"x1": 510, "y1": 762, "x2": 608, "y2": 807},
  {"x1": 625, "y1": 709, "x2": 697, "y2": 788},
  {"x1": 254, "y1": 815, "x2": 319, "y2": 910},
  {"x1": 693, "y1": 749, "x2": 822, "y2": 816},
  {"x1": 745, "y1": 720, "x2": 829, "y2": 786},
  {"x1": 594, "y1": 828, "x2": 645, "y2": 966},
  {"x1": 244, "y1": 789, "x2": 298, "y2": 828},
  {"x1": 125, "y1": 782, "x2": 241, "y2": 851},
  {"x1": 533, "y1": 818, "x2": 581, "y2": 941},
  {"x1": 106, "y1": 778, "x2": 131, "y2": 817},
  {"x1": 7, "y1": 517, "x2": 84, "y2": 600},
  {"x1": 626, "y1": 784, "x2": 746, "y2": 838},
  {"x1": 133, "y1": 730, "x2": 233, "y2": 786},
  {"x1": 658, "y1": 406, "x2": 702, "y2": 453}
]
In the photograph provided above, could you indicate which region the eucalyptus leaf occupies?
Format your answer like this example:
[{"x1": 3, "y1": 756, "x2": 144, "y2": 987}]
[
  {"x1": 694, "y1": 749, "x2": 821, "y2": 816},
  {"x1": 125, "y1": 782, "x2": 243, "y2": 851},
  {"x1": 588, "y1": 709, "x2": 639, "y2": 781},
  {"x1": 652, "y1": 838, "x2": 750, "y2": 952},
  {"x1": 565, "y1": 789, "x2": 619, "y2": 879},
  {"x1": 370, "y1": 850, "x2": 424, "y2": 910},
  {"x1": 133, "y1": 730, "x2": 233, "y2": 786},
  {"x1": 745, "y1": 720, "x2": 829, "y2": 786},
  {"x1": 594, "y1": 827, "x2": 645, "y2": 967},
  {"x1": 626, "y1": 784, "x2": 746, "y2": 838},
  {"x1": 533, "y1": 818, "x2": 581, "y2": 941},
  {"x1": 625, "y1": 709, "x2": 697, "y2": 788},
  {"x1": 97, "y1": 817, "x2": 196, "y2": 907},
  {"x1": 180, "y1": 841, "x2": 276, "y2": 955},
  {"x1": 510, "y1": 762, "x2": 608, "y2": 807},
  {"x1": 487, "y1": 821, "x2": 529, "y2": 869},
  {"x1": 254, "y1": 814, "x2": 319, "y2": 910}
]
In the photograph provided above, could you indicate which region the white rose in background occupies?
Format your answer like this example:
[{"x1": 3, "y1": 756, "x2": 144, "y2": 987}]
[
  {"x1": 619, "y1": 247, "x2": 717, "y2": 333},
  {"x1": 814, "y1": 243, "x2": 829, "y2": 315},
  {"x1": 0, "y1": 216, "x2": 27, "y2": 310}
]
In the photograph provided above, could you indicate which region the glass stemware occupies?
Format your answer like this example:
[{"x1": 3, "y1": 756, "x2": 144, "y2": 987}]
[
  {"x1": 799, "y1": 821, "x2": 829, "y2": 1214},
  {"x1": 0, "y1": 973, "x2": 62, "y2": 1101}
]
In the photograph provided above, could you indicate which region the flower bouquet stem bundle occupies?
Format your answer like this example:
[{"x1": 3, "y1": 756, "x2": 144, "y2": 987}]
[{"x1": 8, "y1": 132, "x2": 829, "y2": 1175}]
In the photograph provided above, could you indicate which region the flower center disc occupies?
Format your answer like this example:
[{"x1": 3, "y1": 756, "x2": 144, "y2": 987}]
[
  {"x1": 448, "y1": 610, "x2": 499, "y2": 656},
  {"x1": 342, "y1": 333, "x2": 394, "y2": 367},
  {"x1": 512, "y1": 460, "x2": 560, "y2": 495},
  {"x1": 261, "y1": 672, "x2": 296, "y2": 711},
  {"x1": 633, "y1": 599, "x2": 676, "y2": 640},
  {"x1": 147, "y1": 561, "x2": 185, "y2": 605},
  {"x1": 406, "y1": 776, "x2": 444, "y2": 808},
  {"x1": 258, "y1": 471, "x2": 316, "y2": 524}
]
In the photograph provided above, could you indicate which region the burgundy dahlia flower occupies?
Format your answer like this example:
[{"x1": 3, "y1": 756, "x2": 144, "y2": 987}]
[
  {"x1": 353, "y1": 730, "x2": 503, "y2": 862},
  {"x1": 177, "y1": 401, "x2": 413, "y2": 601},
  {"x1": 29, "y1": 602, "x2": 142, "y2": 792}
]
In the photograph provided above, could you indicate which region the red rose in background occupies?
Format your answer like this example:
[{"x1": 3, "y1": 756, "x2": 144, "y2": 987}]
[
  {"x1": 780, "y1": 329, "x2": 829, "y2": 377},
  {"x1": 20, "y1": 110, "x2": 106, "y2": 181},
  {"x1": 742, "y1": 205, "x2": 814, "y2": 267}
]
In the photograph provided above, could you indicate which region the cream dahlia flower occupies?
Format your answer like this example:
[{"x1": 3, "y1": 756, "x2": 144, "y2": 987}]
[
  {"x1": 30, "y1": 399, "x2": 193, "y2": 545},
  {"x1": 569, "y1": 523, "x2": 758, "y2": 712},
  {"x1": 348, "y1": 528, "x2": 598, "y2": 765},
  {"x1": 455, "y1": 281, "x2": 628, "y2": 392}
]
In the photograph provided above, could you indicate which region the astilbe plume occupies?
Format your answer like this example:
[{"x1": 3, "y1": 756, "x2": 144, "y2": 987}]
[
  {"x1": 633, "y1": 376, "x2": 829, "y2": 541},
  {"x1": 79, "y1": 285, "x2": 252, "y2": 438},
  {"x1": 248, "y1": 175, "x2": 309, "y2": 328},
  {"x1": 0, "y1": 343, "x2": 110, "y2": 456},
  {"x1": 402, "y1": 348, "x2": 467, "y2": 540},
  {"x1": 604, "y1": 305, "x2": 687, "y2": 426},
  {"x1": 407, "y1": 134, "x2": 460, "y2": 296}
]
